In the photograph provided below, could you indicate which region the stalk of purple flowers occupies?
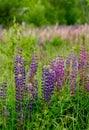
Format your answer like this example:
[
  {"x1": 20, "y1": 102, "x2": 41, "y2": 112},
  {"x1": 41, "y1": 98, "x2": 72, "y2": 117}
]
[
  {"x1": 50, "y1": 56, "x2": 65, "y2": 90},
  {"x1": 26, "y1": 52, "x2": 38, "y2": 120},
  {"x1": 27, "y1": 52, "x2": 38, "y2": 100},
  {"x1": 14, "y1": 47, "x2": 26, "y2": 126},
  {"x1": 42, "y1": 66, "x2": 55, "y2": 102}
]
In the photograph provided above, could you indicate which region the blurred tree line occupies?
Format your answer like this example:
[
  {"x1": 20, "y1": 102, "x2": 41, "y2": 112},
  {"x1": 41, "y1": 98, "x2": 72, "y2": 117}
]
[{"x1": 0, "y1": 0, "x2": 88, "y2": 27}]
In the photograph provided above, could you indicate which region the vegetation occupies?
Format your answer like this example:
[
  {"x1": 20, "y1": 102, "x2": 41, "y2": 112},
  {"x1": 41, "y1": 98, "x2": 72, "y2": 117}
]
[
  {"x1": 0, "y1": 24, "x2": 89, "y2": 130},
  {"x1": 0, "y1": 0, "x2": 88, "y2": 27},
  {"x1": 0, "y1": 0, "x2": 89, "y2": 129}
]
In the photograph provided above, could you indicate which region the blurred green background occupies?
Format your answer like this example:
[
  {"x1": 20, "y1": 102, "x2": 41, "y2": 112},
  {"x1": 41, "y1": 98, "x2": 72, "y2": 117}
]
[{"x1": 0, "y1": 0, "x2": 89, "y2": 27}]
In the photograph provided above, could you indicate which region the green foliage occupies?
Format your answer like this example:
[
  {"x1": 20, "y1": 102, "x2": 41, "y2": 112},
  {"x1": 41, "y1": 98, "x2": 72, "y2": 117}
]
[
  {"x1": 47, "y1": 36, "x2": 68, "y2": 47},
  {"x1": 24, "y1": 2, "x2": 48, "y2": 26},
  {"x1": 0, "y1": 0, "x2": 88, "y2": 27},
  {"x1": 0, "y1": 0, "x2": 22, "y2": 26}
]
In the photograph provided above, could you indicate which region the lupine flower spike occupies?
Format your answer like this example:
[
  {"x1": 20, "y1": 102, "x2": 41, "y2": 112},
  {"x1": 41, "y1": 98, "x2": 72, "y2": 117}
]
[
  {"x1": 14, "y1": 47, "x2": 26, "y2": 126},
  {"x1": 42, "y1": 66, "x2": 55, "y2": 102},
  {"x1": 50, "y1": 56, "x2": 65, "y2": 90},
  {"x1": 28, "y1": 52, "x2": 38, "y2": 100},
  {"x1": 26, "y1": 52, "x2": 38, "y2": 120}
]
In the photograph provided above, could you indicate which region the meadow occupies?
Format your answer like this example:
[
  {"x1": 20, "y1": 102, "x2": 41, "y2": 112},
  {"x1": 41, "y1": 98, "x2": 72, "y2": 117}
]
[{"x1": 0, "y1": 24, "x2": 89, "y2": 130}]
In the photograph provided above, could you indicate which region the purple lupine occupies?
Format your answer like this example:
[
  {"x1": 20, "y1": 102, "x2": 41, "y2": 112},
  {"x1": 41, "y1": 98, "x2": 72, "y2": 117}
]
[
  {"x1": 29, "y1": 52, "x2": 38, "y2": 83},
  {"x1": 70, "y1": 55, "x2": 78, "y2": 94},
  {"x1": 14, "y1": 48, "x2": 26, "y2": 125},
  {"x1": 42, "y1": 66, "x2": 55, "y2": 102},
  {"x1": 27, "y1": 52, "x2": 38, "y2": 100},
  {"x1": 79, "y1": 46, "x2": 89, "y2": 92},
  {"x1": 25, "y1": 81, "x2": 38, "y2": 121},
  {"x1": 78, "y1": 45, "x2": 87, "y2": 72},
  {"x1": 79, "y1": 45, "x2": 87, "y2": 63},
  {"x1": 49, "y1": 69, "x2": 55, "y2": 95},
  {"x1": 25, "y1": 52, "x2": 38, "y2": 121},
  {"x1": 50, "y1": 56, "x2": 65, "y2": 90},
  {"x1": 50, "y1": 59, "x2": 56, "y2": 82},
  {"x1": 25, "y1": 83, "x2": 34, "y2": 121},
  {"x1": 56, "y1": 56, "x2": 65, "y2": 89}
]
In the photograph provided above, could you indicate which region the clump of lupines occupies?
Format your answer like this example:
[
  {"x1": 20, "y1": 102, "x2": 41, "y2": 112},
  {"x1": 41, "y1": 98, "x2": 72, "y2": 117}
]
[
  {"x1": 50, "y1": 56, "x2": 65, "y2": 90},
  {"x1": 2, "y1": 44, "x2": 89, "y2": 129},
  {"x1": 14, "y1": 47, "x2": 26, "y2": 125},
  {"x1": 42, "y1": 66, "x2": 55, "y2": 102}
]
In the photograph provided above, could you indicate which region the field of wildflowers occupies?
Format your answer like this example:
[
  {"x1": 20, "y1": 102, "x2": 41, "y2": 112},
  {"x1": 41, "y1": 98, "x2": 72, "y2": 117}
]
[{"x1": 0, "y1": 24, "x2": 89, "y2": 130}]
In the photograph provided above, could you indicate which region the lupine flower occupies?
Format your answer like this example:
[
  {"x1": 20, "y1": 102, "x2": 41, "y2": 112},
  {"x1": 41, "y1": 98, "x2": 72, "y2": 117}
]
[
  {"x1": 14, "y1": 47, "x2": 26, "y2": 125},
  {"x1": 56, "y1": 57, "x2": 65, "y2": 89},
  {"x1": 24, "y1": 83, "x2": 33, "y2": 121},
  {"x1": 26, "y1": 82, "x2": 38, "y2": 121},
  {"x1": 26, "y1": 52, "x2": 38, "y2": 120},
  {"x1": 50, "y1": 56, "x2": 65, "y2": 90},
  {"x1": 42, "y1": 66, "x2": 55, "y2": 102},
  {"x1": 28, "y1": 52, "x2": 38, "y2": 98},
  {"x1": 29, "y1": 52, "x2": 38, "y2": 84},
  {"x1": 78, "y1": 46, "x2": 89, "y2": 92}
]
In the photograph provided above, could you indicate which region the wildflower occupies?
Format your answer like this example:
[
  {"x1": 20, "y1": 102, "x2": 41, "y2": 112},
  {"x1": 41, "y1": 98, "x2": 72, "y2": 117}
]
[
  {"x1": 29, "y1": 52, "x2": 38, "y2": 83},
  {"x1": 42, "y1": 66, "x2": 55, "y2": 102},
  {"x1": 14, "y1": 47, "x2": 26, "y2": 124},
  {"x1": 50, "y1": 56, "x2": 65, "y2": 90}
]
